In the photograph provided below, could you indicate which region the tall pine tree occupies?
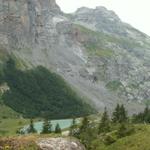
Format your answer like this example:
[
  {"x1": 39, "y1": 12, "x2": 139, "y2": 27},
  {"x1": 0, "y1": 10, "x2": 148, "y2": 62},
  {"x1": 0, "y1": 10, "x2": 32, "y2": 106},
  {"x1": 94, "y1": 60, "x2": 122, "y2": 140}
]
[
  {"x1": 28, "y1": 119, "x2": 37, "y2": 133},
  {"x1": 69, "y1": 118, "x2": 77, "y2": 136},
  {"x1": 119, "y1": 104, "x2": 128, "y2": 123},
  {"x1": 112, "y1": 104, "x2": 128, "y2": 123},
  {"x1": 98, "y1": 107, "x2": 110, "y2": 134},
  {"x1": 132, "y1": 106, "x2": 150, "y2": 123},
  {"x1": 41, "y1": 119, "x2": 52, "y2": 134},
  {"x1": 79, "y1": 116, "x2": 90, "y2": 133},
  {"x1": 55, "y1": 123, "x2": 61, "y2": 134},
  {"x1": 79, "y1": 117, "x2": 96, "y2": 149},
  {"x1": 112, "y1": 104, "x2": 120, "y2": 123}
]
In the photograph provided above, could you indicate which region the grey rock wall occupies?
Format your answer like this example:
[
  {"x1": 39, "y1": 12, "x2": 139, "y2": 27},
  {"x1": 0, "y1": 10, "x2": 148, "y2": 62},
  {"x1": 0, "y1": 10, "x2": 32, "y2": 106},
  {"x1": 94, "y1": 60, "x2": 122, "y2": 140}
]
[{"x1": 0, "y1": 0, "x2": 149, "y2": 113}]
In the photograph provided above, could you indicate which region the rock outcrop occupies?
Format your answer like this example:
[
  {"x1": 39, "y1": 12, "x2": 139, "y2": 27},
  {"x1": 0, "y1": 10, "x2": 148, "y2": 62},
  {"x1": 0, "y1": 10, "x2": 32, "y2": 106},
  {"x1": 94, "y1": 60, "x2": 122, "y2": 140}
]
[
  {"x1": 37, "y1": 138, "x2": 85, "y2": 150},
  {"x1": 0, "y1": 0, "x2": 150, "y2": 113}
]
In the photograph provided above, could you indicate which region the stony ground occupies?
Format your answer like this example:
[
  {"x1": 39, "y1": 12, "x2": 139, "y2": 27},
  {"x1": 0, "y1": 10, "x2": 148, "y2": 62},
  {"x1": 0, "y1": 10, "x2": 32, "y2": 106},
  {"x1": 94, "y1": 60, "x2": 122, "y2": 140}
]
[
  {"x1": 0, "y1": 136, "x2": 85, "y2": 150},
  {"x1": 37, "y1": 137, "x2": 85, "y2": 150}
]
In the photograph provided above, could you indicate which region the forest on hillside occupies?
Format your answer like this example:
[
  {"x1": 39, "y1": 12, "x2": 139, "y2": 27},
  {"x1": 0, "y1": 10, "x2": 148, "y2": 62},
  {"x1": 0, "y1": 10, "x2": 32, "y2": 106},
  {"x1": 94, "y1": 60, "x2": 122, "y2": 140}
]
[{"x1": 0, "y1": 58, "x2": 94, "y2": 119}]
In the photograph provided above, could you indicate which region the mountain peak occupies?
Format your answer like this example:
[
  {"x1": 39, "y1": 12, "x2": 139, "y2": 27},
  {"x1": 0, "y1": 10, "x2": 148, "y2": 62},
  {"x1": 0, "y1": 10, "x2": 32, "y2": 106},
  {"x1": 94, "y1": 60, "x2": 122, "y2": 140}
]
[
  {"x1": 71, "y1": 6, "x2": 123, "y2": 35},
  {"x1": 75, "y1": 6, "x2": 120, "y2": 19}
]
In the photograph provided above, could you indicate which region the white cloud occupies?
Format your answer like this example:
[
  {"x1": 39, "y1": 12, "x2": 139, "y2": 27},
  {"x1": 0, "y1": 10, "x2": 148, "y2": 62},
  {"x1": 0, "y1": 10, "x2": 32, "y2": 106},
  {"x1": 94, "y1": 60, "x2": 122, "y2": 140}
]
[{"x1": 56, "y1": 0, "x2": 150, "y2": 36}]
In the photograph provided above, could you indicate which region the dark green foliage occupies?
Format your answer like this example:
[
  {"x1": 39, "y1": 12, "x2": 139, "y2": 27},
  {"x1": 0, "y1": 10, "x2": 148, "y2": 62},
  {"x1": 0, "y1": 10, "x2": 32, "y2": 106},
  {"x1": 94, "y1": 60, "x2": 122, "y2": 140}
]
[
  {"x1": 69, "y1": 118, "x2": 77, "y2": 136},
  {"x1": 117, "y1": 123, "x2": 135, "y2": 138},
  {"x1": 132, "y1": 106, "x2": 150, "y2": 123},
  {"x1": 70, "y1": 104, "x2": 150, "y2": 149},
  {"x1": 112, "y1": 104, "x2": 120, "y2": 123},
  {"x1": 79, "y1": 117, "x2": 90, "y2": 133},
  {"x1": 103, "y1": 135, "x2": 116, "y2": 145},
  {"x1": 117, "y1": 123, "x2": 126, "y2": 138},
  {"x1": 54, "y1": 123, "x2": 61, "y2": 134},
  {"x1": 27, "y1": 119, "x2": 37, "y2": 133},
  {"x1": 79, "y1": 121, "x2": 97, "y2": 149},
  {"x1": 98, "y1": 107, "x2": 110, "y2": 134},
  {"x1": 41, "y1": 119, "x2": 52, "y2": 134},
  {"x1": 112, "y1": 104, "x2": 128, "y2": 123},
  {"x1": 2, "y1": 58, "x2": 94, "y2": 119},
  {"x1": 106, "y1": 81, "x2": 122, "y2": 91},
  {"x1": 119, "y1": 105, "x2": 128, "y2": 123}
]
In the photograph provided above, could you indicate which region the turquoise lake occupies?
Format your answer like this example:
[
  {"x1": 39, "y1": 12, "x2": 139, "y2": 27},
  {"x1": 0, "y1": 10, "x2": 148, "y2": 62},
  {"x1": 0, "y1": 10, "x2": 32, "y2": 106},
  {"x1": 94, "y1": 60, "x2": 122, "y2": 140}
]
[{"x1": 22, "y1": 119, "x2": 80, "y2": 134}]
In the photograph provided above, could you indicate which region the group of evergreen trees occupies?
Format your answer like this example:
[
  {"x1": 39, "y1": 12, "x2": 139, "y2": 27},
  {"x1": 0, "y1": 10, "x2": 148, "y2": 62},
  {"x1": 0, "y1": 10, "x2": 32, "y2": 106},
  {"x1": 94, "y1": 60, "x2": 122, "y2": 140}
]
[
  {"x1": 73, "y1": 116, "x2": 96, "y2": 148},
  {"x1": 98, "y1": 104, "x2": 128, "y2": 134},
  {"x1": 27, "y1": 119, "x2": 61, "y2": 134},
  {"x1": 70, "y1": 104, "x2": 150, "y2": 149},
  {"x1": 132, "y1": 106, "x2": 150, "y2": 123},
  {"x1": 71, "y1": 104, "x2": 136, "y2": 149},
  {"x1": 22, "y1": 104, "x2": 150, "y2": 149},
  {"x1": 112, "y1": 104, "x2": 128, "y2": 123},
  {"x1": 1, "y1": 58, "x2": 94, "y2": 119}
]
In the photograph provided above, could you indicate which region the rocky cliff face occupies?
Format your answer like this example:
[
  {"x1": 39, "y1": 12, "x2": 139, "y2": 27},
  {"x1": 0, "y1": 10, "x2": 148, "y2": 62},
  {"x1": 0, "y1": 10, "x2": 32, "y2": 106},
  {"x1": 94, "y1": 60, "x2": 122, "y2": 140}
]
[
  {"x1": 0, "y1": 0, "x2": 149, "y2": 112},
  {"x1": 0, "y1": 0, "x2": 60, "y2": 48}
]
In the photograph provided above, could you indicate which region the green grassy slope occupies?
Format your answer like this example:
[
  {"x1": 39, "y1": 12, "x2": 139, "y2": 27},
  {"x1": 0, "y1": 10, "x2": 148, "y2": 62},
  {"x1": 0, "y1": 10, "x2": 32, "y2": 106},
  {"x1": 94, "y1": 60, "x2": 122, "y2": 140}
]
[
  {"x1": 92, "y1": 125, "x2": 150, "y2": 150},
  {"x1": 0, "y1": 119, "x2": 30, "y2": 136},
  {"x1": 75, "y1": 24, "x2": 144, "y2": 48},
  {"x1": 0, "y1": 103, "x2": 19, "y2": 119},
  {"x1": 0, "y1": 135, "x2": 39, "y2": 149},
  {"x1": 74, "y1": 24, "x2": 148, "y2": 59}
]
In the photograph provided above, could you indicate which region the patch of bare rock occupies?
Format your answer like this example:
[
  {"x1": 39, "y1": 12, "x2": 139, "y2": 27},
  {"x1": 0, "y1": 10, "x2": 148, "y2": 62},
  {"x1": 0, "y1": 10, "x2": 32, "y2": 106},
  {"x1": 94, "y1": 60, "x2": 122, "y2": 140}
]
[{"x1": 36, "y1": 137, "x2": 86, "y2": 150}]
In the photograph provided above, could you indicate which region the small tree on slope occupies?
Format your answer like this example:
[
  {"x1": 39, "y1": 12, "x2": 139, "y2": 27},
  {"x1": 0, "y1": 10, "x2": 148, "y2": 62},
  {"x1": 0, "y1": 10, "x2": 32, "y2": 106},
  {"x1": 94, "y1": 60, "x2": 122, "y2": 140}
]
[
  {"x1": 28, "y1": 119, "x2": 37, "y2": 133},
  {"x1": 55, "y1": 123, "x2": 61, "y2": 134},
  {"x1": 98, "y1": 107, "x2": 110, "y2": 134},
  {"x1": 41, "y1": 118, "x2": 52, "y2": 134}
]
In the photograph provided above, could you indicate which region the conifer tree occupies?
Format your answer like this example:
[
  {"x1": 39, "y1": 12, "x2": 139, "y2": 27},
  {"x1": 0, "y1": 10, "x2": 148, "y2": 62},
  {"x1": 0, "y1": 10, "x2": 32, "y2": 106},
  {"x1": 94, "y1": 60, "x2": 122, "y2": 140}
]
[
  {"x1": 79, "y1": 117, "x2": 95, "y2": 149},
  {"x1": 69, "y1": 118, "x2": 77, "y2": 136},
  {"x1": 133, "y1": 106, "x2": 150, "y2": 123},
  {"x1": 119, "y1": 104, "x2": 128, "y2": 123},
  {"x1": 41, "y1": 119, "x2": 52, "y2": 134},
  {"x1": 143, "y1": 106, "x2": 150, "y2": 123},
  {"x1": 117, "y1": 123, "x2": 127, "y2": 138},
  {"x1": 112, "y1": 104, "x2": 120, "y2": 123},
  {"x1": 79, "y1": 116, "x2": 90, "y2": 133},
  {"x1": 55, "y1": 123, "x2": 61, "y2": 133},
  {"x1": 117, "y1": 123, "x2": 134, "y2": 138},
  {"x1": 28, "y1": 119, "x2": 37, "y2": 133},
  {"x1": 98, "y1": 107, "x2": 110, "y2": 134},
  {"x1": 112, "y1": 104, "x2": 128, "y2": 123}
]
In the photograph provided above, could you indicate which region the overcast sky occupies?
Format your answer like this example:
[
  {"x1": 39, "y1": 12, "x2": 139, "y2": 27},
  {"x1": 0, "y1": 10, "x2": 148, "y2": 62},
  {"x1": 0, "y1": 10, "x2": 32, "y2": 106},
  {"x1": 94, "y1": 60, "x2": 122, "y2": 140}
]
[{"x1": 56, "y1": 0, "x2": 150, "y2": 36}]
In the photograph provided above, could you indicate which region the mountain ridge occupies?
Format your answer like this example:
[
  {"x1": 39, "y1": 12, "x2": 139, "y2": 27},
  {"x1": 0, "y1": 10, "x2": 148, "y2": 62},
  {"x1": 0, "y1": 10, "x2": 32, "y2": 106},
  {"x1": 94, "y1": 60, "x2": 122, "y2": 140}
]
[{"x1": 0, "y1": 0, "x2": 149, "y2": 113}]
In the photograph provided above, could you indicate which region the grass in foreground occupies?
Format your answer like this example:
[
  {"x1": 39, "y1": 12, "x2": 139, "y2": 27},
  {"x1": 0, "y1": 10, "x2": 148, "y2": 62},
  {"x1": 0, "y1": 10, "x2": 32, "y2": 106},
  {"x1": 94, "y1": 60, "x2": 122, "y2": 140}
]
[
  {"x1": 0, "y1": 119, "x2": 29, "y2": 137},
  {"x1": 91, "y1": 124, "x2": 150, "y2": 150},
  {"x1": 0, "y1": 135, "x2": 39, "y2": 150}
]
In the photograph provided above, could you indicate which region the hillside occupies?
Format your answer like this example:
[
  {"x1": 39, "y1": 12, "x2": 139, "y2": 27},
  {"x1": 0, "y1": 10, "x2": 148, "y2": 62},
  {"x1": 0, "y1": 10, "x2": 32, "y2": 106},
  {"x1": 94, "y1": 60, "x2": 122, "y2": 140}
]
[
  {"x1": 89, "y1": 124, "x2": 150, "y2": 150},
  {"x1": 0, "y1": 58, "x2": 93, "y2": 119},
  {"x1": 0, "y1": 0, "x2": 149, "y2": 113},
  {"x1": 69, "y1": 105, "x2": 150, "y2": 150},
  {"x1": 0, "y1": 0, "x2": 149, "y2": 149},
  {"x1": 1, "y1": 118, "x2": 150, "y2": 150}
]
